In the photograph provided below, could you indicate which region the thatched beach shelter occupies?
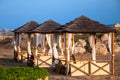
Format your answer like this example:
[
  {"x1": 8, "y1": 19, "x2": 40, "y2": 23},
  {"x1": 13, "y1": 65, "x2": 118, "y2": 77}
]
[
  {"x1": 13, "y1": 21, "x2": 39, "y2": 63},
  {"x1": 14, "y1": 21, "x2": 39, "y2": 33},
  {"x1": 31, "y1": 20, "x2": 62, "y2": 66},
  {"x1": 54, "y1": 16, "x2": 116, "y2": 76},
  {"x1": 56, "y1": 16, "x2": 115, "y2": 33},
  {"x1": 32, "y1": 20, "x2": 61, "y2": 33}
]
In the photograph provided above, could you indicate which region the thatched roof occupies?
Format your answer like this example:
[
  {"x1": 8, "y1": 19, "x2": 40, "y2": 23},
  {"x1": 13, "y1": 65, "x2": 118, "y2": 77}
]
[
  {"x1": 32, "y1": 20, "x2": 61, "y2": 33},
  {"x1": 14, "y1": 21, "x2": 39, "y2": 33},
  {"x1": 54, "y1": 16, "x2": 116, "y2": 33}
]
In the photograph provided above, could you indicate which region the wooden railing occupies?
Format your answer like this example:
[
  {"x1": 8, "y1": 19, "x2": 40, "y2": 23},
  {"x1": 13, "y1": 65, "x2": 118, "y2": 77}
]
[
  {"x1": 55, "y1": 59, "x2": 112, "y2": 76},
  {"x1": 37, "y1": 56, "x2": 52, "y2": 67}
]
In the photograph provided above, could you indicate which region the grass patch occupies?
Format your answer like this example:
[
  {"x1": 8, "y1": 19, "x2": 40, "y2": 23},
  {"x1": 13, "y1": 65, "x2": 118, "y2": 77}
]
[{"x1": 0, "y1": 66, "x2": 50, "y2": 80}]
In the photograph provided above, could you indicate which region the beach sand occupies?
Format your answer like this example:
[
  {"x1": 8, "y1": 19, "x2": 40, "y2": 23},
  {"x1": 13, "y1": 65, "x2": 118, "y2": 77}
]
[{"x1": 0, "y1": 38, "x2": 120, "y2": 80}]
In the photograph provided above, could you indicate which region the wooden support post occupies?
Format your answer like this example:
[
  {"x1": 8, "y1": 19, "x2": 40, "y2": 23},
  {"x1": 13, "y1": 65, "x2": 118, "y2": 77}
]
[
  {"x1": 71, "y1": 33, "x2": 76, "y2": 63},
  {"x1": 112, "y1": 32, "x2": 115, "y2": 75},
  {"x1": 89, "y1": 61, "x2": 91, "y2": 76},
  {"x1": 13, "y1": 33, "x2": 17, "y2": 61},
  {"x1": 34, "y1": 33, "x2": 38, "y2": 66},
  {"x1": 50, "y1": 34, "x2": 52, "y2": 55},
  {"x1": 50, "y1": 34, "x2": 54, "y2": 67},
  {"x1": 16, "y1": 33, "x2": 21, "y2": 62},
  {"x1": 62, "y1": 34, "x2": 64, "y2": 55},
  {"x1": 65, "y1": 33, "x2": 69, "y2": 75},
  {"x1": 50, "y1": 34, "x2": 53, "y2": 49},
  {"x1": 94, "y1": 34, "x2": 96, "y2": 44},
  {"x1": 27, "y1": 34, "x2": 32, "y2": 65},
  {"x1": 44, "y1": 34, "x2": 47, "y2": 55},
  {"x1": 17, "y1": 46, "x2": 21, "y2": 62},
  {"x1": 72, "y1": 33, "x2": 74, "y2": 46},
  {"x1": 94, "y1": 34, "x2": 96, "y2": 61},
  {"x1": 50, "y1": 34, "x2": 54, "y2": 63},
  {"x1": 93, "y1": 34, "x2": 96, "y2": 62}
]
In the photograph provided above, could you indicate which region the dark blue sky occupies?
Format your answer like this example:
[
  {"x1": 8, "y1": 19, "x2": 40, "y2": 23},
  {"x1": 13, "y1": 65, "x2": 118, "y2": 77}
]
[{"x1": 0, "y1": 0, "x2": 120, "y2": 31}]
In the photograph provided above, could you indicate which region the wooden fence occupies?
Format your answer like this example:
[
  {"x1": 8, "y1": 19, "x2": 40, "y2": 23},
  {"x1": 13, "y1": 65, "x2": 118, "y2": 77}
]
[{"x1": 57, "y1": 59, "x2": 112, "y2": 76}]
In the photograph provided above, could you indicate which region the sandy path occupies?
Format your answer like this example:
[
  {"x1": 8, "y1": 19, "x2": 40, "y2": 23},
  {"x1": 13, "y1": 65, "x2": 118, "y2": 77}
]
[{"x1": 0, "y1": 47, "x2": 120, "y2": 80}]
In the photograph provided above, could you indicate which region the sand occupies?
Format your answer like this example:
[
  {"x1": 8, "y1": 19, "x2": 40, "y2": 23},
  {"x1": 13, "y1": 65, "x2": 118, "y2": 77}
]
[{"x1": 0, "y1": 39, "x2": 120, "y2": 80}]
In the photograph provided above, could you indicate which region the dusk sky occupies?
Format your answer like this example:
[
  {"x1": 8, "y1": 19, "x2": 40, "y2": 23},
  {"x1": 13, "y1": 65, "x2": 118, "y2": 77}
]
[{"x1": 0, "y1": 0, "x2": 120, "y2": 31}]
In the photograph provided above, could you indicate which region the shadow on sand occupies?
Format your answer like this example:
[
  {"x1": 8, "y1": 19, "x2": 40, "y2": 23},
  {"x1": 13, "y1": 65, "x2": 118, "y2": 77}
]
[{"x1": 0, "y1": 58, "x2": 27, "y2": 68}]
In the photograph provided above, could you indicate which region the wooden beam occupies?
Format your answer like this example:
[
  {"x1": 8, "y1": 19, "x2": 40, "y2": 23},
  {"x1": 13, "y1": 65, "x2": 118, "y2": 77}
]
[
  {"x1": 27, "y1": 34, "x2": 32, "y2": 65},
  {"x1": 16, "y1": 33, "x2": 21, "y2": 62},
  {"x1": 72, "y1": 33, "x2": 74, "y2": 46},
  {"x1": 17, "y1": 45, "x2": 21, "y2": 62},
  {"x1": 50, "y1": 34, "x2": 55, "y2": 67},
  {"x1": 65, "y1": 33, "x2": 69, "y2": 75},
  {"x1": 94, "y1": 34, "x2": 96, "y2": 61},
  {"x1": 34, "y1": 33, "x2": 38, "y2": 66},
  {"x1": 71, "y1": 33, "x2": 76, "y2": 63},
  {"x1": 89, "y1": 61, "x2": 91, "y2": 76},
  {"x1": 62, "y1": 34, "x2": 64, "y2": 55},
  {"x1": 112, "y1": 32, "x2": 115, "y2": 75},
  {"x1": 91, "y1": 34, "x2": 96, "y2": 61},
  {"x1": 50, "y1": 34, "x2": 52, "y2": 55},
  {"x1": 13, "y1": 33, "x2": 17, "y2": 61},
  {"x1": 44, "y1": 34, "x2": 47, "y2": 55}
]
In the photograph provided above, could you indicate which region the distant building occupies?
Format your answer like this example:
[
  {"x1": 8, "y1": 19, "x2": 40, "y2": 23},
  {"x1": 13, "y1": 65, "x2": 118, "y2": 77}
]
[
  {"x1": 0, "y1": 29, "x2": 13, "y2": 40},
  {"x1": 114, "y1": 23, "x2": 120, "y2": 28}
]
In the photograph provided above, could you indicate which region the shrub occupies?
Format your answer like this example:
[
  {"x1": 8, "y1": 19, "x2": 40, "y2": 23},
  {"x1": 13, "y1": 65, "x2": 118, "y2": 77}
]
[
  {"x1": 115, "y1": 29, "x2": 120, "y2": 36},
  {"x1": 0, "y1": 67, "x2": 50, "y2": 80},
  {"x1": 74, "y1": 34, "x2": 88, "y2": 42}
]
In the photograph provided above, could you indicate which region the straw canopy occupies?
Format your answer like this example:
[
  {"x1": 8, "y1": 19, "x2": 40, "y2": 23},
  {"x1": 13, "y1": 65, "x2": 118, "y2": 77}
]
[
  {"x1": 14, "y1": 21, "x2": 39, "y2": 33},
  {"x1": 54, "y1": 16, "x2": 116, "y2": 33},
  {"x1": 32, "y1": 20, "x2": 61, "y2": 33}
]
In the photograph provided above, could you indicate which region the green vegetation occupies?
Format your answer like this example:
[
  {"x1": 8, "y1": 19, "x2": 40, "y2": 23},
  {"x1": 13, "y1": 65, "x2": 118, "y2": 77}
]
[
  {"x1": 74, "y1": 34, "x2": 88, "y2": 42},
  {"x1": 0, "y1": 67, "x2": 50, "y2": 80},
  {"x1": 96, "y1": 33, "x2": 104, "y2": 39},
  {"x1": 115, "y1": 28, "x2": 120, "y2": 36}
]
